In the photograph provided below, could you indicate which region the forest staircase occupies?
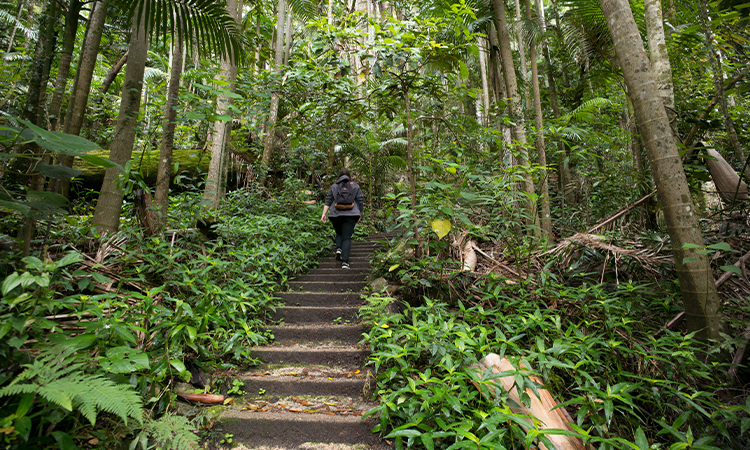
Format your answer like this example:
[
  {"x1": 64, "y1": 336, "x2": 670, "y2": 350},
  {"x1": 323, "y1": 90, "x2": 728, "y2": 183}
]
[{"x1": 217, "y1": 233, "x2": 394, "y2": 449}]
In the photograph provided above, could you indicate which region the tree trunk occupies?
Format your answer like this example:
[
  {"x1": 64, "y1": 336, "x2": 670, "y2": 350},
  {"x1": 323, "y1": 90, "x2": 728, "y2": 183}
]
[
  {"x1": 23, "y1": 0, "x2": 58, "y2": 126},
  {"x1": 283, "y1": 8, "x2": 293, "y2": 65},
  {"x1": 492, "y1": 0, "x2": 538, "y2": 232},
  {"x1": 6, "y1": 0, "x2": 27, "y2": 53},
  {"x1": 58, "y1": 0, "x2": 107, "y2": 197},
  {"x1": 477, "y1": 36, "x2": 491, "y2": 127},
  {"x1": 100, "y1": 51, "x2": 129, "y2": 95},
  {"x1": 644, "y1": 0, "x2": 674, "y2": 110},
  {"x1": 260, "y1": 0, "x2": 287, "y2": 183},
  {"x1": 49, "y1": 0, "x2": 81, "y2": 131},
  {"x1": 528, "y1": 0, "x2": 552, "y2": 242},
  {"x1": 204, "y1": 0, "x2": 240, "y2": 207},
  {"x1": 155, "y1": 36, "x2": 183, "y2": 230},
  {"x1": 599, "y1": 0, "x2": 723, "y2": 343},
  {"x1": 403, "y1": 80, "x2": 418, "y2": 239},
  {"x1": 91, "y1": 12, "x2": 148, "y2": 236},
  {"x1": 697, "y1": 0, "x2": 749, "y2": 181},
  {"x1": 488, "y1": 24, "x2": 512, "y2": 148}
]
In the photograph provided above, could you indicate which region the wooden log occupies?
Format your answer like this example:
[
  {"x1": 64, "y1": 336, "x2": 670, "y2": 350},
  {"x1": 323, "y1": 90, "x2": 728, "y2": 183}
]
[
  {"x1": 473, "y1": 353, "x2": 586, "y2": 450},
  {"x1": 175, "y1": 392, "x2": 225, "y2": 404}
]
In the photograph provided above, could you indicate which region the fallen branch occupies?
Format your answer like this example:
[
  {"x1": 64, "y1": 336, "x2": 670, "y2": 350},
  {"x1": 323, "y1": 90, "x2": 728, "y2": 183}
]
[
  {"x1": 176, "y1": 392, "x2": 225, "y2": 404},
  {"x1": 715, "y1": 248, "x2": 750, "y2": 288},
  {"x1": 729, "y1": 327, "x2": 750, "y2": 383},
  {"x1": 587, "y1": 189, "x2": 657, "y2": 234}
]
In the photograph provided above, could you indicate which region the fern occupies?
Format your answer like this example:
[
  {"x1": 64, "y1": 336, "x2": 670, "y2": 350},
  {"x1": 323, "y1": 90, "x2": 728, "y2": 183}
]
[
  {"x1": 145, "y1": 413, "x2": 199, "y2": 450},
  {"x1": 359, "y1": 294, "x2": 400, "y2": 324},
  {"x1": 559, "y1": 97, "x2": 613, "y2": 124},
  {"x1": 0, "y1": 8, "x2": 37, "y2": 42},
  {"x1": 0, "y1": 351, "x2": 144, "y2": 426}
]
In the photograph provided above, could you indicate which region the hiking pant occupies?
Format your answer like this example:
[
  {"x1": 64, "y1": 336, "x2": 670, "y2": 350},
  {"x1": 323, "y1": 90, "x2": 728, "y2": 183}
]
[{"x1": 330, "y1": 216, "x2": 358, "y2": 263}]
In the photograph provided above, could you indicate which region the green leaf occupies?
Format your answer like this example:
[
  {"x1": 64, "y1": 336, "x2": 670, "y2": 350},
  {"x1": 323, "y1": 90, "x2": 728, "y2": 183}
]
[
  {"x1": 102, "y1": 347, "x2": 150, "y2": 374},
  {"x1": 682, "y1": 257, "x2": 698, "y2": 264},
  {"x1": 17, "y1": 118, "x2": 102, "y2": 155},
  {"x1": 720, "y1": 265, "x2": 742, "y2": 275},
  {"x1": 35, "y1": 162, "x2": 82, "y2": 180},
  {"x1": 170, "y1": 360, "x2": 187, "y2": 373},
  {"x1": 634, "y1": 427, "x2": 649, "y2": 450},
  {"x1": 458, "y1": 61, "x2": 469, "y2": 80},
  {"x1": 51, "y1": 431, "x2": 77, "y2": 450},
  {"x1": 385, "y1": 429, "x2": 421, "y2": 438},
  {"x1": 48, "y1": 333, "x2": 97, "y2": 350},
  {"x1": 707, "y1": 242, "x2": 734, "y2": 252},
  {"x1": 420, "y1": 433, "x2": 434, "y2": 450},
  {"x1": 0, "y1": 322, "x2": 12, "y2": 340},
  {"x1": 80, "y1": 154, "x2": 119, "y2": 168},
  {"x1": 681, "y1": 243, "x2": 702, "y2": 249},
  {"x1": 389, "y1": 264, "x2": 400, "y2": 272}
]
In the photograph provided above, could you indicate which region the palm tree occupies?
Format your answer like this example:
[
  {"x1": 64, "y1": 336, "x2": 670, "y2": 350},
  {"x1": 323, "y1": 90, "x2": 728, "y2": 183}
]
[
  {"x1": 598, "y1": 0, "x2": 724, "y2": 343},
  {"x1": 92, "y1": 0, "x2": 244, "y2": 236}
]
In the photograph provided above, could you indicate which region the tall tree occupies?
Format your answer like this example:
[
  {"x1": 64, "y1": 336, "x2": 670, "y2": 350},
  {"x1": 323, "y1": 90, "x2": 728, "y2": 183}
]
[
  {"x1": 644, "y1": 0, "x2": 674, "y2": 109},
  {"x1": 48, "y1": 0, "x2": 81, "y2": 131},
  {"x1": 204, "y1": 0, "x2": 242, "y2": 207},
  {"x1": 599, "y1": 0, "x2": 724, "y2": 342},
  {"x1": 260, "y1": 0, "x2": 288, "y2": 183},
  {"x1": 527, "y1": 0, "x2": 552, "y2": 241},
  {"x1": 91, "y1": 11, "x2": 148, "y2": 236},
  {"x1": 492, "y1": 0, "x2": 539, "y2": 233}
]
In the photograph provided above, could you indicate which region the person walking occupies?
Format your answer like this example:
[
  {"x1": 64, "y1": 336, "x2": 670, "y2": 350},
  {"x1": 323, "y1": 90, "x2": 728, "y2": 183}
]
[{"x1": 321, "y1": 168, "x2": 364, "y2": 269}]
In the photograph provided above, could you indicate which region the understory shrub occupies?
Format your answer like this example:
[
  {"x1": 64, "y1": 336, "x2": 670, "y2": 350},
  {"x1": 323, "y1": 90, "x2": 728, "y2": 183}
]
[
  {"x1": 364, "y1": 276, "x2": 749, "y2": 450},
  {"x1": 0, "y1": 187, "x2": 330, "y2": 448}
]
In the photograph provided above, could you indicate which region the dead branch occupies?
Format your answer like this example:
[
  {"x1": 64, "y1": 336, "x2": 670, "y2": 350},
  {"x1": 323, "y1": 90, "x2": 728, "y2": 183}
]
[
  {"x1": 587, "y1": 190, "x2": 657, "y2": 234},
  {"x1": 729, "y1": 327, "x2": 750, "y2": 383},
  {"x1": 715, "y1": 248, "x2": 750, "y2": 288}
]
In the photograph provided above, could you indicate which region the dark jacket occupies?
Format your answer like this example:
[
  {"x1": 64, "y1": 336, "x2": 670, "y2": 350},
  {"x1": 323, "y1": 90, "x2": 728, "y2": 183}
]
[{"x1": 325, "y1": 175, "x2": 364, "y2": 218}]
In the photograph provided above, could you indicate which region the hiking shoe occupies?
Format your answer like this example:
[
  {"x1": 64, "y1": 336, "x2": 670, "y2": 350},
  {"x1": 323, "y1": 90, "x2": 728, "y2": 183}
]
[
  {"x1": 335, "y1": 248, "x2": 342, "y2": 261},
  {"x1": 341, "y1": 262, "x2": 350, "y2": 269}
]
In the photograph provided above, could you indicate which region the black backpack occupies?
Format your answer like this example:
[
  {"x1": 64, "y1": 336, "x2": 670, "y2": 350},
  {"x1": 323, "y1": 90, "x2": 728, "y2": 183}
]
[{"x1": 334, "y1": 180, "x2": 355, "y2": 210}]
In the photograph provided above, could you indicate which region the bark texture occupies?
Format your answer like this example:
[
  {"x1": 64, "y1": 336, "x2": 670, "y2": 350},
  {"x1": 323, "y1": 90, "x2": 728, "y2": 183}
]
[
  {"x1": 91, "y1": 14, "x2": 148, "y2": 236},
  {"x1": 260, "y1": 0, "x2": 288, "y2": 182},
  {"x1": 48, "y1": 0, "x2": 81, "y2": 131},
  {"x1": 600, "y1": 0, "x2": 723, "y2": 342},
  {"x1": 155, "y1": 37, "x2": 183, "y2": 228},
  {"x1": 644, "y1": 0, "x2": 674, "y2": 109},
  {"x1": 204, "y1": 0, "x2": 241, "y2": 207}
]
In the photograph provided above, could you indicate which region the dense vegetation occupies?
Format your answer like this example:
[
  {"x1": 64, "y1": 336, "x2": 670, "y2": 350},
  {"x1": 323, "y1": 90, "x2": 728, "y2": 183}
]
[{"x1": 1, "y1": 0, "x2": 749, "y2": 448}]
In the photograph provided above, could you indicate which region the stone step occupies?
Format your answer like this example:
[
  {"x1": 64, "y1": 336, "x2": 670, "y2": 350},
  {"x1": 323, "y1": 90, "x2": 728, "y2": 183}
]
[
  {"x1": 268, "y1": 324, "x2": 365, "y2": 344},
  {"x1": 293, "y1": 270, "x2": 368, "y2": 282},
  {"x1": 250, "y1": 344, "x2": 367, "y2": 367},
  {"x1": 287, "y1": 280, "x2": 366, "y2": 293},
  {"x1": 316, "y1": 261, "x2": 371, "y2": 269},
  {"x1": 217, "y1": 410, "x2": 383, "y2": 448},
  {"x1": 278, "y1": 292, "x2": 363, "y2": 307},
  {"x1": 239, "y1": 374, "x2": 366, "y2": 398},
  {"x1": 272, "y1": 306, "x2": 359, "y2": 324}
]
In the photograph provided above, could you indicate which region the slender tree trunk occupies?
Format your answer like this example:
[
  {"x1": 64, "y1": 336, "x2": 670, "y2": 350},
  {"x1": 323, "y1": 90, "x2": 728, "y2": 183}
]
[
  {"x1": 514, "y1": 0, "x2": 527, "y2": 90},
  {"x1": 477, "y1": 36, "x2": 491, "y2": 127},
  {"x1": 551, "y1": 0, "x2": 569, "y2": 88},
  {"x1": 488, "y1": 24, "x2": 512, "y2": 148},
  {"x1": 6, "y1": 0, "x2": 27, "y2": 53},
  {"x1": 100, "y1": 51, "x2": 129, "y2": 95},
  {"x1": 403, "y1": 80, "x2": 417, "y2": 239},
  {"x1": 155, "y1": 37, "x2": 183, "y2": 229},
  {"x1": 91, "y1": 12, "x2": 148, "y2": 236},
  {"x1": 697, "y1": 0, "x2": 748, "y2": 181},
  {"x1": 283, "y1": 9, "x2": 292, "y2": 65},
  {"x1": 527, "y1": 0, "x2": 552, "y2": 242},
  {"x1": 600, "y1": 0, "x2": 723, "y2": 343},
  {"x1": 57, "y1": 0, "x2": 107, "y2": 196},
  {"x1": 24, "y1": 0, "x2": 58, "y2": 126},
  {"x1": 49, "y1": 0, "x2": 81, "y2": 131},
  {"x1": 260, "y1": 0, "x2": 287, "y2": 183},
  {"x1": 644, "y1": 0, "x2": 674, "y2": 110},
  {"x1": 492, "y1": 0, "x2": 538, "y2": 231},
  {"x1": 204, "y1": 0, "x2": 240, "y2": 207}
]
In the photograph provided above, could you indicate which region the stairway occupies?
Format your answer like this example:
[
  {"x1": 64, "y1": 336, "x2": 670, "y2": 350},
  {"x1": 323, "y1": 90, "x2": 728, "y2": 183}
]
[{"x1": 217, "y1": 234, "x2": 391, "y2": 449}]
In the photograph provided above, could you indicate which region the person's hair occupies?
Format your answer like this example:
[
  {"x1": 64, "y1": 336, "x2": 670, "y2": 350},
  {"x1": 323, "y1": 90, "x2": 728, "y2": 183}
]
[{"x1": 337, "y1": 167, "x2": 351, "y2": 178}]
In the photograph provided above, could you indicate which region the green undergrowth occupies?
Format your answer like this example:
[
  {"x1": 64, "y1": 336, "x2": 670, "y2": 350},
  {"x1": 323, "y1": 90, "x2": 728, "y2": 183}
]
[
  {"x1": 363, "y1": 276, "x2": 749, "y2": 450},
  {"x1": 0, "y1": 187, "x2": 330, "y2": 449}
]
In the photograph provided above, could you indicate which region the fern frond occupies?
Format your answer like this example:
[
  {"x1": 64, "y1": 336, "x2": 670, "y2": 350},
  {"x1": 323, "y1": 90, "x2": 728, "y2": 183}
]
[
  {"x1": 146, "y1": 413, "x2": 199, "y2": 450},
  {"x1": 559, "y1": 97, "x2": 613, "y2": 124},
  {"x1": 0, "y1": 8, "x2": 37, "y2": 41}
]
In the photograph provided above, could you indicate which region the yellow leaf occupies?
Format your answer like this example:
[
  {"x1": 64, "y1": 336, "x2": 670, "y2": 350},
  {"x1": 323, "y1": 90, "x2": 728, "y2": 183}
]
[
  {"x1": 223, "y1": 398, "x2": 234, "y2": 405},
  {"x1": 447, "y1": 167, "x2": 457, "y2": 174},
  {"x1": 354, "y1": 369, "x2": 360, "y2": 374},
  {"x1": 431, "y1": 219, "x2": 451, "y2": 239},
  {"x1": 328, "y1": 377, "x2": 333, "y2": 381},
  {"x1": 358, "y1": 73, "x2": 366, "y2": 83},
  {"x1": 389, "y1": 264, "x2": 400, "y2": 272},
  {"x1": 381, "y1": 324, "x2": 389, "y2": 329}
]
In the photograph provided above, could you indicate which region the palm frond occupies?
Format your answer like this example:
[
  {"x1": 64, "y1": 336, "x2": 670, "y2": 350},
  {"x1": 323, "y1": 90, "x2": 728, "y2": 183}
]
[
  {"x1": 559, "y1": 97, "x2": 613, "y2": 123},
  {"x1": 0, "y1": 8, "x2": 37, "y2": 42},
  {"x1": 116, "y1": 0, "x2": 245, "y2": 64},
  {"x1": 287, "y1": 0, "x2": 318, "y2": 20}
]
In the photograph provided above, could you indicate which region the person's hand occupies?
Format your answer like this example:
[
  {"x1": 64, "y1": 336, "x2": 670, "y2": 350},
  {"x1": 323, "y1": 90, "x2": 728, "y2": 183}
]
[{"x1": 321, "y1": 214, "x2": 327, "y2": 224}]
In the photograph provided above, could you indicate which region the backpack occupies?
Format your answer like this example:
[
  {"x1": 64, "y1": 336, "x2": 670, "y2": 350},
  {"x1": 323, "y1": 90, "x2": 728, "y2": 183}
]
[{"x1": 334, "y1": 180, "x2": 355, "y2": 210}]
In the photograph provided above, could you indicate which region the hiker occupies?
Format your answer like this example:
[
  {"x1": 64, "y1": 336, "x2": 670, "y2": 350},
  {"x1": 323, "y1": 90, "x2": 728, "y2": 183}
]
[{"x1": 321, "y1": 168, "x2": 364, "y2": 269}]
